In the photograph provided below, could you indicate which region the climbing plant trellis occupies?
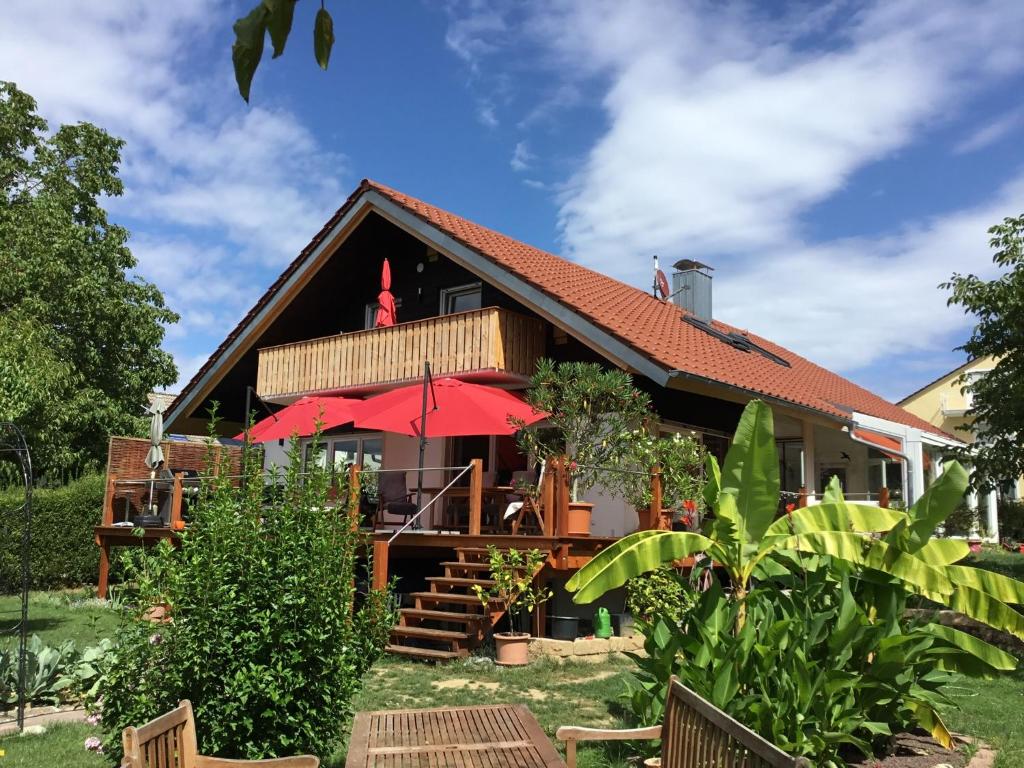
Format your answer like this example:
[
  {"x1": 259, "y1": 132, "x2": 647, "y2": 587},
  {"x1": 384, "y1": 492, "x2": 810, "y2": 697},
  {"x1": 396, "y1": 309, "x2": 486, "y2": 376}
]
[{"x1": 0, "y1": 422, "x2": 32, "y2": 731}]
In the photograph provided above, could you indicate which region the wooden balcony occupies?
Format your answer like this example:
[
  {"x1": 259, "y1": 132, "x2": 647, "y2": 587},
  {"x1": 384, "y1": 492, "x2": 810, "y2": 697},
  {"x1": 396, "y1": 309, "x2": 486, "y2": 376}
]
[{"x1": 256, "y1": 306, "x2": 545, "y2": 400}]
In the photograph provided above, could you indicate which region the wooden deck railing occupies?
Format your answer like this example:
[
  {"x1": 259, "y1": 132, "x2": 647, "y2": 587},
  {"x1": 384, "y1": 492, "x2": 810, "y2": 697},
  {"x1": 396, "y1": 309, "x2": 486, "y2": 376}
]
[{"x1": 256, "y1": 306, "x2": 545, "y2": 399}]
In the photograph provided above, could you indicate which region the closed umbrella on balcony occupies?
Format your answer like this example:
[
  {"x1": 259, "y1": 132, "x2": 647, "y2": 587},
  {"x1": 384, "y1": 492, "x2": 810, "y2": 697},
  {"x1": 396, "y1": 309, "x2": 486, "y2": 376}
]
[
  {"x1": 233, "y1": 395, "x2": 361, "y2": 442},
  {"x1": 374, "y1": 257, "x2": 397, "y2": 328},
  {"x1": 145, "y1": 402, "x2": 165, "y2": 514}
]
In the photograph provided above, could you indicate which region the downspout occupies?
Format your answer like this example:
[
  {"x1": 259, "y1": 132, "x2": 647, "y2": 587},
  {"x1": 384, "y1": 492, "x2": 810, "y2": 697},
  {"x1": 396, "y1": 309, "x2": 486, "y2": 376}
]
[{"x1": 842, "y1": 425, "x2": 914, "y2": 504}]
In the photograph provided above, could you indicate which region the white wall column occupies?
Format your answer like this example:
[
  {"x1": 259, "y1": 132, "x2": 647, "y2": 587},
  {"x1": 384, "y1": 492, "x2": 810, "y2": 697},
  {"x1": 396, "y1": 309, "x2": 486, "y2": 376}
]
[
  {"x1": 904, "y1": 433, "x2": 925, "y2": 505},
  {"x1": 985, "y1": 490, "x2": 999, "y2": 542},
  {"x1": 801, "y1": 420, "x2": 817, "y2": 503}
]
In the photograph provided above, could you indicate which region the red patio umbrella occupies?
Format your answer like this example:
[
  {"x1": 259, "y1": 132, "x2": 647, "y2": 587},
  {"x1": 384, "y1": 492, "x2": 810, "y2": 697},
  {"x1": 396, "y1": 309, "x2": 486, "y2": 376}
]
[
  {"x1": 235, "y1": 395, "x2": 361, "y2": 442},
  {"x1": 374, "y1": 257, "x2": 397, "y2": 327},
  {"x1": 349, "y1": 377, "x2": 545, "y2": 438}
]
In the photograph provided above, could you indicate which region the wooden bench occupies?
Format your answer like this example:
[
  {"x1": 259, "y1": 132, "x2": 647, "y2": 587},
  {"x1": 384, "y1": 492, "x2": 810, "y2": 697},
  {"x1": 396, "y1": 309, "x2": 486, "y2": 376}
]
[
  {"x1": 556, "y1": 677, "x2": 811, "y2": 768},
  {"x1": 121, "y1": 699, "x2": 319, "y2": 768}
]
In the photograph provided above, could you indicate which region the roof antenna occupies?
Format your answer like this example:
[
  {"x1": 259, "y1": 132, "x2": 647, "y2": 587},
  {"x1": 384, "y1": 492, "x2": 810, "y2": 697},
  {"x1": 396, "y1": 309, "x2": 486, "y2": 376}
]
[{"x1": 652, "y1": 255, "x2": 670, "y2": 301}]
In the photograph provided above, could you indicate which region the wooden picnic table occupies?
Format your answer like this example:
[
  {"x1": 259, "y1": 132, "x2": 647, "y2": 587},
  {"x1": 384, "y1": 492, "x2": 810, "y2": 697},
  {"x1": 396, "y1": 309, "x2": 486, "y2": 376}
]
[{"x1": 345, "y1": 704, "x2": 566, "y2": 768}]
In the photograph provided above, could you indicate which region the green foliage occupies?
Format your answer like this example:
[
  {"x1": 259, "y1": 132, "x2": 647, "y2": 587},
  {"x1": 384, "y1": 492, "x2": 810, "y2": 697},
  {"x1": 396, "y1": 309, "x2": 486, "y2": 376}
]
[
  {"x1": 567, "y1": 398, "x2": 1024, "y2": 761},
  {"x1": 515, "y1": 359, "x2": 652, "y2": 501},
  {"x1": 0, "y1": 82, "x2": 178, "y2": 479},
  {"x1": 624, "y1": 565, "x2": 698, "y2": 624},
  {"x1": 998, "y1": 498, "x2": 1024, "y2": 540},
  {"x1": 0, "y1": 635, "x2": 113, "y2": 707},
  {"x1": 99, "y1": 434, "x2": 394, "y2": 762},
  {"x1": 473, "y1": 546, "x2": 551, "y2": 636},
  {"x1": 942, "y1": 213, "x2": 1024, "y2": 492},
  {"x1": 611, "y1": 431, "x2": 706, "y2": 515},
  {"x1": 232, "y1": 1, "x2": 336, "y2": 101},
  {"x1": 0, "y1": 474, "x2": 105, "y2": 592},
  {"x1": 624, "y1": 566, "x2": 1013, "y2": 766},
  {"x1": 943, "y1": 500, "x2": 978, "y2": 538}
]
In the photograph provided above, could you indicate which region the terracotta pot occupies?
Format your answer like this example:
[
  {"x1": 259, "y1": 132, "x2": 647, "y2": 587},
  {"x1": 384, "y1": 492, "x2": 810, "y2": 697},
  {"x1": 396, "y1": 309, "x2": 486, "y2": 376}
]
[
  {"x1": 567, "y1": 501, "x2": 593, "y2": 537},
  {"x1": 171, "y1": 519, "x2": 186, "y2": 531},
  {"x1": 494, "y1": 632, "x2": 530, "y2": 666},
  {"x1": 143, "y1": 602, "x2": 172, "y2": 624}
]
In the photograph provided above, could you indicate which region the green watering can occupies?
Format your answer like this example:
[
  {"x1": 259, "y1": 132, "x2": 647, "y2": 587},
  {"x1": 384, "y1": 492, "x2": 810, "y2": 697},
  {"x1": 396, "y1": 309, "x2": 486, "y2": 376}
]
[{"x1": 593, "y1": 607, "x2": 612, "y2": 639}]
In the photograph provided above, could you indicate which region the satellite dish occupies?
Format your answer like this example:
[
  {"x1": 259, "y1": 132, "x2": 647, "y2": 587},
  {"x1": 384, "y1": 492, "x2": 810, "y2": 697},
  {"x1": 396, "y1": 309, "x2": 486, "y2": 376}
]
[{"x1": 655, "y1": 269, "x2": 670, "y2": 300}]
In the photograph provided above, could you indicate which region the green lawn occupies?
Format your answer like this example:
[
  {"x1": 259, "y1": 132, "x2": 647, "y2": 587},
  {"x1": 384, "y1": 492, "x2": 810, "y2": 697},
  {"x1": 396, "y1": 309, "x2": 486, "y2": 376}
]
[
  {"x1": 965, "y1": 547, "x2": 1024, "y2": 582},
  {"x1": 0, "y1": 723, "x2": 108, "y2": 768},
  {"x1": 942, "y1": 670, "x2": 1024, "y2": 768},
  {"x1": 0, "y1": 590, "x2": 119, "y2": 649}
]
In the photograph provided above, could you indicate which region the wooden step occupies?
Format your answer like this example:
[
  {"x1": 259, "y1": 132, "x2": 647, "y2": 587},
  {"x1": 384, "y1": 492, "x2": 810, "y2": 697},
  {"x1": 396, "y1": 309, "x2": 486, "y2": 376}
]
[
  {"x1": 399, "y1": 608, "x2": 487, "y2": 625},
  {"x1": 411, "y1": 591, "x2": 495, "y2": 606},
  {"x1": 391, "y1": 625, "x2": 470, "y2": 642},
  {"x1": 440, "y1": 561, "x2": 494, "y2": 572},
  {"x1": 426, "y1": 576, "x2": 496, "y2": 589},
  {"x1": 386, "y1": 644, "x2": 464, "y2": 661}
]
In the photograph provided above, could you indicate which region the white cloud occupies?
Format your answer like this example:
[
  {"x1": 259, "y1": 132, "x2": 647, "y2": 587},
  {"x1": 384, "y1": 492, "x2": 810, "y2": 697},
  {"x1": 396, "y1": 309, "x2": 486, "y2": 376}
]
[
  {"x1": 443, "y1": 0, "x2": 1024, "y2": 392},
  {"x1": 510, "y1": 141, "x2": 535, "y2": 171},
  {"x1": 477, "y1": 101, "x2": 500, "y2": 128},
  {"x1": 0, "y1": 0, "x2": 345, "y2": 388},
  {"x1": 954, "y1": 108, "x2": 1024, "y2": 154}
]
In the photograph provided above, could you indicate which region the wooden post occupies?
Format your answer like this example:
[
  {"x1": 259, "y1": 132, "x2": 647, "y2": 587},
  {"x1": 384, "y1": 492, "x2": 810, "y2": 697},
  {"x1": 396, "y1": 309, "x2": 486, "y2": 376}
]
[
  {"x1": 469, "y1": 458, "x2": 483, "y2": 535},
  {"x1": 797, "y1": 486, "x2": 808, "y2": 509},
  {"x1": 541, "y1": 459, "x2": 555, "y2": 537},
  {"x1": 649, "y1": 464, "x2": 663, "y2": 530},
  {"x1": 879, "y1": 486, "x2": 890, "y2": 509},
  {"x1": 170, "y1": 472, "x2": 183, "y2": 529},
  {"x1": 103, "y1": 473, "x2": 116, "y2": 526},
  {"x1": 372, "y1": 539, "x2": 389, "y2": 590},
  {"x1": 348, "y1": 464, "x2": 362, "y2": 530},
  {"x1": 97, "y1": 541, "x2": 110, "y2": 600},
  {"x1": 555, "y1": 457, "x2": 570, "y2": 539}
]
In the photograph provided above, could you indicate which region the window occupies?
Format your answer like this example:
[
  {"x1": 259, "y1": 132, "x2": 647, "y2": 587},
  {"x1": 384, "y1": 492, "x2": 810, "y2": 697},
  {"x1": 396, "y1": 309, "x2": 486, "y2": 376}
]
[
  {"x1": 303, "y1": 434, "x2": 385, "y2": 486},
  {"x1": 440, "y1": 283, "x2": 481, "y2": 315},
  {"x1": 364, "y1": 298, "x2": 402, "y2": 329},
  {"x1": 962, "y1": 370, "x2": 990, "y2": 408}
]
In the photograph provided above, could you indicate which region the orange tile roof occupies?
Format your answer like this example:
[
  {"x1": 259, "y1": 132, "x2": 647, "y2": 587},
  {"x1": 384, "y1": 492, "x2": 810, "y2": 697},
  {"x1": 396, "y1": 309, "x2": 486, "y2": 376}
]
[{"x1": 169, "y1": 179, "x2": 947, "y2": 438}]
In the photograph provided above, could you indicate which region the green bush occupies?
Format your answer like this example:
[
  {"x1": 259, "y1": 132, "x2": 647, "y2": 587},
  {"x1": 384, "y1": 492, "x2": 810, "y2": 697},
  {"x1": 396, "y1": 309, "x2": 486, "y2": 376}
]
[
  {"x1": 0, "y1": 474, "x2": 104, "y2": 592},
  {"x1": 98, "y1": 436, "x2": 395, "y2": 762},
  {"x1": 624, "y1": 565, "x2": 698, "y2": 624},
  {"x1": 943, "y1": 500, "x2": 977, "y2": 537},
  {"x1": 999, "y1": 499, "x2": 1024, "y2": 540}
]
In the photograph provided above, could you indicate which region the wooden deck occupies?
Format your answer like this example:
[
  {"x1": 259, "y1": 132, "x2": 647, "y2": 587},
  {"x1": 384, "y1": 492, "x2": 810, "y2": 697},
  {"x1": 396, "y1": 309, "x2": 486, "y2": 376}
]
[{"x1": 346, "y1": 704, "x2": 565, "y2": 768}]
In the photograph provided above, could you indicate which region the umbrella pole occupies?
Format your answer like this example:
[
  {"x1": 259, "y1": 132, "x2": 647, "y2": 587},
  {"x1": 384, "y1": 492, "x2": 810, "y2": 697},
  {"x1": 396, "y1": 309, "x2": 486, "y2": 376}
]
[{"x1": 415, "y1": 361, "x2": 433, "y2": 529}]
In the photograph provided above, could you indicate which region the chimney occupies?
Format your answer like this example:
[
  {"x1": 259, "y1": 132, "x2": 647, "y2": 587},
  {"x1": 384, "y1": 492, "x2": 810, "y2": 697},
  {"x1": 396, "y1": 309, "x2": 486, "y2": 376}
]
[{"x1": 671, "y1": 259, "x2": 713, "y2": 322}]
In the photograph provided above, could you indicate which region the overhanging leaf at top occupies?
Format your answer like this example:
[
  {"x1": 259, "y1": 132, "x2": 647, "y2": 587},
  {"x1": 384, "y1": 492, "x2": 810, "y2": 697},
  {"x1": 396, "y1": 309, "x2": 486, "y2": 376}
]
[{"x1": 719, "y1": 400, "x2": 779, "y2": 546}]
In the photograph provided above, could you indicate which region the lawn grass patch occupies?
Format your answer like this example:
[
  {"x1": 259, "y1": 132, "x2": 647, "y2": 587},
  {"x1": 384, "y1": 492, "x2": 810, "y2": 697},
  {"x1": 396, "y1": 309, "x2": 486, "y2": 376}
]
[
  {"x1": 0, "y1": 590, "x2": 118, "y2": 649},
  {"x1": 0, "y1": 722, "x2": 107, "y2": 768},
  {"x1": 941, "y1": 670, "x2": 1024, "y2": 768}
]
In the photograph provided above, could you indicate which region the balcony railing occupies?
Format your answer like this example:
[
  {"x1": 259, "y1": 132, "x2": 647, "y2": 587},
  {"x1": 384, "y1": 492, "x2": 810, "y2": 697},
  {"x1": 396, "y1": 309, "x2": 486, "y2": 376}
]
[{"x1": 256, "y1": 306, "x2": 545, "y2": 400}]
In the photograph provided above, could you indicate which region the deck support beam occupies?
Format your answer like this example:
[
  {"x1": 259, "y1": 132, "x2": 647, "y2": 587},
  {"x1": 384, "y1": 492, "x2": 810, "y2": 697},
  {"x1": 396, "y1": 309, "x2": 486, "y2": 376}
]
[
  {"x1": 468, "y1": 458, "x2": 483, "y2": 535},
  {"x1": 372, "y1": 539, "x2": 389, "y2": 590}
]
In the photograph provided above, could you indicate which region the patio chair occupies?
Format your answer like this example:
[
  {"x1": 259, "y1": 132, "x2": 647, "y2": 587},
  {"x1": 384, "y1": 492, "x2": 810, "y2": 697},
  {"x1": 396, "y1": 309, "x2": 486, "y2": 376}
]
[
  {"x1": 121, "y1": 699, "x2": 318, "y2": 768},
  {"x1": 374, "y1": 471, "x2": 417, "y2": 529},
  {"x1": 556, "y1": 676, "x2": 810, "y2": 768},
  {"x1": 504, "y1": 464, "x2": 546, "y2": 535}
]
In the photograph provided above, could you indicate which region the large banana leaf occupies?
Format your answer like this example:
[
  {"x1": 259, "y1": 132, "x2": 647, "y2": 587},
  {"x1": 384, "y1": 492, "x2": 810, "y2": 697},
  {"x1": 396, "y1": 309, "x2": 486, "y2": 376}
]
[
  {"x1": 942, "y1": 584, "x2": 1024, "y2": 641},
  {"x1": 915, "y1": 538, "x2": 970, "y2": 566},
  {"x1": 943, "y1": 564, "x2": 1024, "y2": 605},
  {"x1": 763, "y1": 502, "x2": 906, "y2": 537},
  {"x1": 703, "y1": 453, "x2": 721, "y2": 511},
  {"x1": 776, "y1": 532, "x2": 954, "y2": 596},
  {"x1": 719, "y1": 399, "x2": 779, "y2": 545},
  {"x1": 565, "y1": 530, "x2": 713, "y2": 604},
  {"x1": 908, "y1": 700, "x2": 952, "y2": 749},
  {"x1": 918, "y1": 623, "x2": 1018, "y2": 671}
]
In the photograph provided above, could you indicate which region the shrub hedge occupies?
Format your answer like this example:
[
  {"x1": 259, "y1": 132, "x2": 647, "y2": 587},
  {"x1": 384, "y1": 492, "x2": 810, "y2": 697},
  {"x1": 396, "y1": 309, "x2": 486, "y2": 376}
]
[{"x1": 0, "y1": 474, "x2": 104, "y2": 592}]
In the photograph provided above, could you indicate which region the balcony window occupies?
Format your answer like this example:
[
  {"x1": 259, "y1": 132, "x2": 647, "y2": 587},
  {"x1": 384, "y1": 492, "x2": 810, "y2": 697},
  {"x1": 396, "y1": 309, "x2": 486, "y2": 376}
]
[{"x1": 440, "y1": 283, "x2": 481, "y2": 315}]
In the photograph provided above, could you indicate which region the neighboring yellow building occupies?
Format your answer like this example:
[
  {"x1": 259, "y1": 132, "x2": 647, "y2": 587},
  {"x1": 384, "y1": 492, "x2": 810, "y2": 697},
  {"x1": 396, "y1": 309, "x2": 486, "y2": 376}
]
[{"x1": 900, "y1": 356, "x2": 1022, "y2": 539}]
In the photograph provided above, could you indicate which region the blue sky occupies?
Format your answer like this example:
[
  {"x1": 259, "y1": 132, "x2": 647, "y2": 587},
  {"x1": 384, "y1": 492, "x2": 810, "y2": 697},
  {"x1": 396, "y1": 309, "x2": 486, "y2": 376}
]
[{"x1": 3, "y1": 0, "x2": 1023, "y2": 402}]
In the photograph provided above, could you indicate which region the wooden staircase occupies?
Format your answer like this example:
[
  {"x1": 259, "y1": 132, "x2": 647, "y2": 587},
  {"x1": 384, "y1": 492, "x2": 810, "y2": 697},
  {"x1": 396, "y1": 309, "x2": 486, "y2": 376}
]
[{"x1": 386, "y1": 546, "x2": 545, "y2": 662}]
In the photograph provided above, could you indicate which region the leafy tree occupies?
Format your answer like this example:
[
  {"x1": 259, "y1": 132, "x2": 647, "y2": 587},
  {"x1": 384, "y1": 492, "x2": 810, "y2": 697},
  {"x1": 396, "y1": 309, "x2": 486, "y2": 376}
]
[
  {"x1": 942, "y1": 213, "x2": 1024, "y2": 492},
  {"x1": 232, "y1": 0, "x2": 336, "y2": 102},
  {"x1": 0, "y1": 82, "x2": 178, "y2": 479}
]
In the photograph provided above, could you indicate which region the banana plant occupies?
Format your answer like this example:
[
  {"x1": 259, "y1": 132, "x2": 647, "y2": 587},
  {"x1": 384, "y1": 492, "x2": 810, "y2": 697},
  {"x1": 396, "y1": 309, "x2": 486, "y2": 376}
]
[
  {"x1": 567, "y1": 400, "x2": 908, "y2": 619},
  {"x1": 568, "y1": 400, "x2": 1024, "y2": 638}
]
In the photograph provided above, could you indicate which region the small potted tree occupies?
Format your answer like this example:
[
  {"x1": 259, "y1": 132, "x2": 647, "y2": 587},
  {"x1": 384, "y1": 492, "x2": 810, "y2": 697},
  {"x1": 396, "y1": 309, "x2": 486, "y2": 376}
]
[
  {"x1": 514, "y1": 360, "x2": 651, "y2": 536},
  {"x1": 613, "y1": 430, "x2": 707, "y2": 530},
  {"x1": 473, "y1": 546, "x2": 552, "y2": 666}
]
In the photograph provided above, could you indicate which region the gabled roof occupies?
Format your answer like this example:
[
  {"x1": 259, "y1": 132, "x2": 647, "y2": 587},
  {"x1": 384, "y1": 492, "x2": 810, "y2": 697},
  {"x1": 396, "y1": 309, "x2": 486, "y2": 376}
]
[{"x1": 168, "y1": 179, "x2": 945, "y2": 437}]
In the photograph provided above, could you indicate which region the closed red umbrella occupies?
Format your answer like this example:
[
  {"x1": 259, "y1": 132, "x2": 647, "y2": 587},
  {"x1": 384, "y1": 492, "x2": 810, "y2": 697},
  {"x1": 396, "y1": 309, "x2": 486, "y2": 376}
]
[
  {"x1": 350, "y1": 377, "x2": 545, "y2": 437},
  {"x1": 374, "y1": 257, "x2": 397, "y2": 327},
  {"x1": 235, "y1": 396, "x2": 361, "y2": 442}
]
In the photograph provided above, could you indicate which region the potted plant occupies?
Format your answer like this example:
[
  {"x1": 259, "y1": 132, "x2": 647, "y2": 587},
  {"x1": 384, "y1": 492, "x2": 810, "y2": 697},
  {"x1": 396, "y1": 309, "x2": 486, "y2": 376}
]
[
  {"x1": 473, "y1": 546, "x2": 552, "y2": 666},
  {"x1": 514, "y1": 360, "x2": 652, "y2": 536}
]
